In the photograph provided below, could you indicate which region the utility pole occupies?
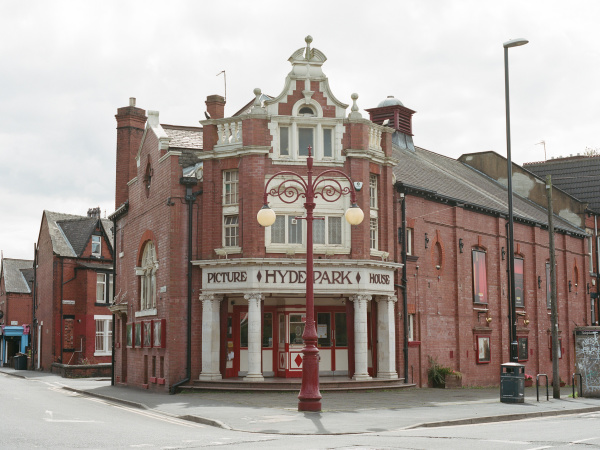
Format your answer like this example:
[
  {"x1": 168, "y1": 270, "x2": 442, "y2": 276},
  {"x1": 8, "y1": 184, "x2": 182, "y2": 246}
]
[{"x1": 546, "y1": 175, "x2": 560, "y2": 399}]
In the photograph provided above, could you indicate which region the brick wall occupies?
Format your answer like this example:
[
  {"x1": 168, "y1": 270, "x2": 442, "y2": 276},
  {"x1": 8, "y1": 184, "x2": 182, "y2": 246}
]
[{"x1": 394, "y1": 191, "x2": 591, "y2": 387}]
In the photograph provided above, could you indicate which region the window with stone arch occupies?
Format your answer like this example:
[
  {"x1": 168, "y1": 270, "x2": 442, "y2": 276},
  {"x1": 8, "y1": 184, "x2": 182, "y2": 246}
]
[
  {"x1": 270, "y1": 98, "x2": 340, "y2": 162},
  {"x1": 138, "y1": 240, "x2": 158, "y2": 312}
]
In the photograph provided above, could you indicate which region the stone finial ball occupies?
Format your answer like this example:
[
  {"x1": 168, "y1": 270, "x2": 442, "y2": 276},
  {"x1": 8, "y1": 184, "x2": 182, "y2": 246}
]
[
  {"x1": 351, "y1": 93, "x2": 359, "y2": 100},
  {"x1": 254, "y1": 88, "x2": 262, "y2": 96},
  {"x1": 305, "y1": 35, "x2": 313, "y2": 44}
]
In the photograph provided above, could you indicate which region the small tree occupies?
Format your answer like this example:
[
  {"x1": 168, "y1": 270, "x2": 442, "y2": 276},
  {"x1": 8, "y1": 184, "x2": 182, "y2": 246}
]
[{"x1": 584, "y1": 147, "x2": 600, "y2": 156}]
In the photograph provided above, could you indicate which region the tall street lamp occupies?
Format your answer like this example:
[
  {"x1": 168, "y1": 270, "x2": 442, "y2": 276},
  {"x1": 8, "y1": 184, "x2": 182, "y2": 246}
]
[
  {"x1": 504, "y1": 37, "x2": 528, "y2": 363},
  {"x1": 257, "y1": 146, "x2": 364, "y2": 412}
]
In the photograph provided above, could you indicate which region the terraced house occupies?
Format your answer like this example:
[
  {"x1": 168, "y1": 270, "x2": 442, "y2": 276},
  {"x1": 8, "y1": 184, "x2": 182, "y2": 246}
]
[{"x1": 33, "y1": 208, "x2": 114, "y2": 375}]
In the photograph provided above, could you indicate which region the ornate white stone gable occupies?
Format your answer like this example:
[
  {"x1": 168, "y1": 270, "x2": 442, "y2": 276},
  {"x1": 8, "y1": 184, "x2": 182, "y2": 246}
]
[{"x1": 264, "y1": 36, "x2": 348, "y2": 118}]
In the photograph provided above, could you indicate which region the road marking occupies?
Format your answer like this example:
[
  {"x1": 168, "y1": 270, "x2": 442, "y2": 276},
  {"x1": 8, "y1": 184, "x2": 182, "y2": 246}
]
[
  {"x1": 44, "y1": 419, "x2": 99, "y2": 423},
  {"x1": 569, "y1": 437, "x2": 599, "y2": 444},
  {"x1": 85, "y1": 397, "x2": 204, "y2": 428},
  {"x1": 484, "y1": 439, "x2": 531, "y2": 444}
]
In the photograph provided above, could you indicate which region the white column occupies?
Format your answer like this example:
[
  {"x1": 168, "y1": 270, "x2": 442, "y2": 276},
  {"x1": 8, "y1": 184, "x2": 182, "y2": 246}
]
[
  {"x1": 376, "y1": 295, "x2": 399, "y2": 379},
  {"x1": 244, "y1": 292, "x2": 264, "y2": 381},
  {"x1": 350, "y1": 294, "x2": 372, "y2": 381},
  {"x1": 199, "y1": 293, "x2": 223, "y2": 381}
]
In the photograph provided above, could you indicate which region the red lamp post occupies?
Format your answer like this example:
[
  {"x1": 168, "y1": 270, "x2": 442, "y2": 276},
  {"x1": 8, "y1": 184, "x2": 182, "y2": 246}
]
[{"x1": 257, "y1": 146, "x2": 364, "y2": 412}]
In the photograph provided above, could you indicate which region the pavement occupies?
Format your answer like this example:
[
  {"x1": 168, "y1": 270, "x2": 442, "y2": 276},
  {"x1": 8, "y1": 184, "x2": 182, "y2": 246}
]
[{"x1": 2, "y1": 367, "x2": 599, "y2": 435}]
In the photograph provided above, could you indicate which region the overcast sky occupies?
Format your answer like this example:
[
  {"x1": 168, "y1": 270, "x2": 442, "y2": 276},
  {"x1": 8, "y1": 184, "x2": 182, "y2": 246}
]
[{"x1": 1, "y1": 0, "x2": 598, "y2": 261}]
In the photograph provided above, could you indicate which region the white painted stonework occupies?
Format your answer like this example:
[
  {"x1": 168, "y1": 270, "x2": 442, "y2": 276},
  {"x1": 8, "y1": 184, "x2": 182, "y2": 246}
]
[
  {"x1": 194, "y1": 259, "x2": 400, "y2": 296},
  {"x1": 376, "y1": 295, "x2": 398, "y2": 379},
  {"x1": 351, "y1": 294, "x2": 372, "y2": 381},
  {"x1": 243, "y1": 293, "x2": 264, "y2": 382},
  {"x1": 199, "y1": 294, "x2": 223, "y2": 381}
]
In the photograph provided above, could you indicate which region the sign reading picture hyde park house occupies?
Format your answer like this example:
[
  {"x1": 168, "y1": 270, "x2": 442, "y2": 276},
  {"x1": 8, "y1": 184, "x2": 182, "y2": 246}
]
[{"x1": 195, "y1": 259, "x2": 401, "y2": 295}]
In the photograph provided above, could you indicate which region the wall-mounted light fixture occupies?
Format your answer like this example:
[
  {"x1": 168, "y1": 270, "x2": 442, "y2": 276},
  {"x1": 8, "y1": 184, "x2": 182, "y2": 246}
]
[
  {"x1": 501, "y1": 247, "x2": 506, "y2": 261},
  {"x1": 538, "y1": 276, "x2": 542, "y2": 289},
  {"x1": 424, "y1": 233, "x2": 429, "y2": 249},
  {"x1": 524, "y1": 316, "x2": 530, "y2": 326},
  {"x1": 569, "y1": 280, "x2": 572, "y2": 292},
  {"x1": 459, "y1": 238, "x2": 464, "y2": 253}
]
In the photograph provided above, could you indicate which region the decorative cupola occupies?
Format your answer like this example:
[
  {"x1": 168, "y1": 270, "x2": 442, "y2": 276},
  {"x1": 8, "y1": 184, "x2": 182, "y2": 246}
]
[{"x1": 366, "y1": 96, "x2": 416, "y2": 151}]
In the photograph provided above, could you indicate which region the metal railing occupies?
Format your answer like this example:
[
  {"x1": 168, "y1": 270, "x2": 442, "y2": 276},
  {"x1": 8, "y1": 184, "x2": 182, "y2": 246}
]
[{"x1": 536, "y1": 373, "x2": 549, "y2": 402}]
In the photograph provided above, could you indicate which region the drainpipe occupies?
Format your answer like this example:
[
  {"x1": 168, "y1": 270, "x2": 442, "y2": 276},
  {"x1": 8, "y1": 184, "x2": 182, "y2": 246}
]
[
  {"x1": 32, "y1": 244, "x2": 38, "y2": 370},
  {"x1": 171, "y1": 181, "x2": 202, "y2": 394},
  {"x1": 111, "y1": 214, "x2": 117, "y2": 386},
  {"x1": 60, "y1": 258, "x2": 64, "y2": 363},
  {"x1": 595, "y1": 214, "x2": 599, "y2": 325},
  {"x1": 400, "y1": 193, "x2": 408, "y2": 383}
]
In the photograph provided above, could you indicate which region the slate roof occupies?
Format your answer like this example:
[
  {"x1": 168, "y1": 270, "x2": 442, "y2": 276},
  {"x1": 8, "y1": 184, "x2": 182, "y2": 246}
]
[
  {"x1": 1, "y1": 258, "x2": 33, "y2": 294},
  {"x1": 43, "y1": 211, "x2": 114, "y2": 258},
  {"x1": 392, "y1": 146, "x2": 586, "y2": 236},
  {"x1": 524, "y1": 156, "x2": 600, "y2": 213},
  {"x1": 162, "y1": 124, "x2": 203, "y2": 150}
]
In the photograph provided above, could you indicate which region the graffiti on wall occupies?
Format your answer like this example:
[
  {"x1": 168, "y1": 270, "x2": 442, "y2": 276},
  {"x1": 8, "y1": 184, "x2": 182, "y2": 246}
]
[{"x1": 574, "y1": 327, "x2": 600, "y2": 397}]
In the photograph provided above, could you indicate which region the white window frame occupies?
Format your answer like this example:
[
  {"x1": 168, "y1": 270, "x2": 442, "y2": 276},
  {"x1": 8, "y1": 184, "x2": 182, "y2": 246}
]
[
  {"x1": 135, "y1": 241, "x2": 158, "y2": 317},
  {"x1": 92, "y1": 235, "x2": 101, "y2": 257},
  {"x1": 223, "y1": 170, "x2": 239, "y2": 206},
  {"x1": 268, "y1": 99, "x2": 344, "y2": 164},
  {"x1": 223, "y1": 215, "x2": 239, "y2": 248},
  {"x1": 369, "y1": 174, "x2": 379, "y2": 254},
  {"x1": 370, "y1": 217, "x2": 378, "y2": 251},
  {"x1": 222, "y1": 170, "x2": 242, "y2": 253},
  {"x1": 96, "y1": 273, "x2": 113, "y2": 304},
  {"x1": 94, "y1": 315, "x2": 112, "y2": 356},
  {"x1": 264, "y1": 177, "x2": 351, "y2": 254},
  {"x1": 370, "y1": 174, "x2": 378, "y2": 210}
]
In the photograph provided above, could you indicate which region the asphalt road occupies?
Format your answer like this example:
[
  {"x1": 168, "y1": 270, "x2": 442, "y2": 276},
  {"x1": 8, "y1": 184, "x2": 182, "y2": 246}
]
[{"x1": 1, "y1": 372, "x2": 599, "y2": 449}]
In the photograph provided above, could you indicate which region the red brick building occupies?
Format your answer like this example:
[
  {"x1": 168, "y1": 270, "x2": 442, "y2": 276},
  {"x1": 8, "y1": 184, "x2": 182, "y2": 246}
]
[
  {"x1": 0, "y1": 257, "x2": 33, "y2": 366},
  {"x1": 109, "y1": 37, "x2": 593, "y2": 392},
  {"x1": 33, "y1": 208, "x2": 114, "y2": 372},
  {"x1": 390, "y1": 144, "x2": 593, "y2": 387},
  {"x1": 110, "y1": 37, "x2": 399, "y2": 391}
]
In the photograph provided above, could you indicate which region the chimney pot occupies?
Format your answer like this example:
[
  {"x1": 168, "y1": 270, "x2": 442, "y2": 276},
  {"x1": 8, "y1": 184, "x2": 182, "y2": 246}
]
[{"x1": 129, "y1": 97, "x2": 136, "y2": 107}]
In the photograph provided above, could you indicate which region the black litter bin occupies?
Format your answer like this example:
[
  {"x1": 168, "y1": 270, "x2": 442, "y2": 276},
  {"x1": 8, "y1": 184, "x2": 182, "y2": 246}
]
[
  {"x1": 500, "y1": 362, "x2": 524, "y2": 403},
  {"x1": 13, "y1": 354, "x2": 27, "y2": 370}
]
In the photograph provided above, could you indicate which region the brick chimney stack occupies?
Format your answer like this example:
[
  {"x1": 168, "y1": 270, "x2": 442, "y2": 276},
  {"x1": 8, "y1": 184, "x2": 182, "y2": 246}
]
[
  {"x1": 87, "y1": 207, "x2": 101, "y2": 219},
  {"x1": 205, "y1": 95, "x2": 226, "y2": 119},
  {"x1": 115, "y1": 97, "x2": 147, "y2": 209}
]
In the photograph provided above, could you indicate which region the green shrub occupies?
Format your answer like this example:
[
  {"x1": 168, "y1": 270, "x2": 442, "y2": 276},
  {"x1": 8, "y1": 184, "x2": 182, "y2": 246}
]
[{"x1": 427, "y1": 356, "x2": 461, "y2": 386}]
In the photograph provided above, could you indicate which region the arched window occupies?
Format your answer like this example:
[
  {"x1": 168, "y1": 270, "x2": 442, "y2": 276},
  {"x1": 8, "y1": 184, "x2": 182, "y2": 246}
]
[
  {"x1": 298, "y1": 106, "x2": 315, "y2": 116},
  {"x1": 139, "y1": 241, "x2": 157, "y2": 311}
]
